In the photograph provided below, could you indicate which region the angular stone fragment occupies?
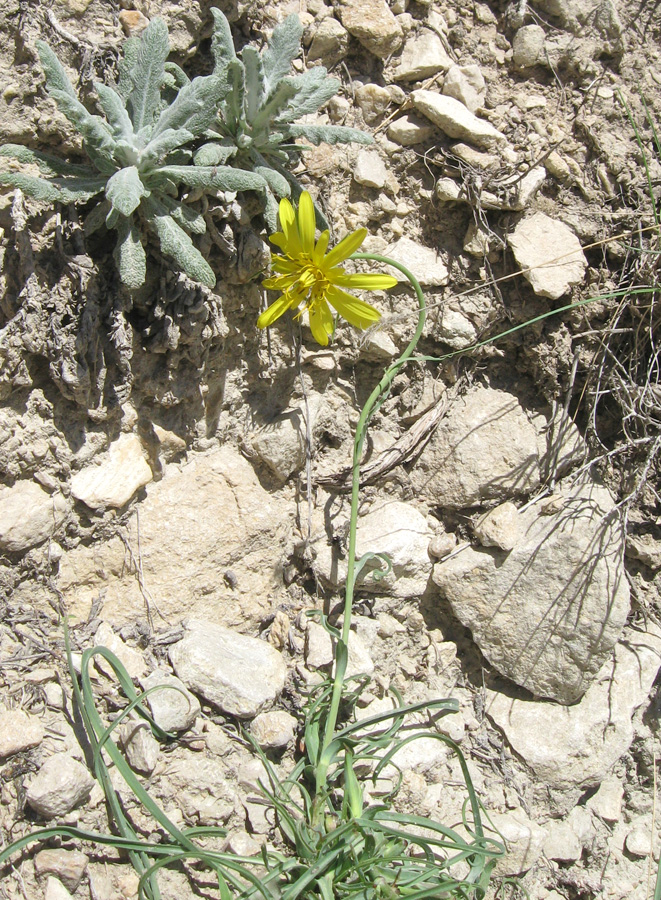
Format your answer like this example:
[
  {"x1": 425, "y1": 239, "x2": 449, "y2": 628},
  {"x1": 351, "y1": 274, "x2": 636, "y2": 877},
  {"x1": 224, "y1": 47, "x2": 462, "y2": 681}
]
[
  {"x1": 250, "y1": 408, "x2": 307, "y2": 484},
  {"x1": 442, "y1": 64, "x2": 486, "y2": 113},
  {"x1": 473, "y1": 502, "x2": 521, "y2": 551},
  {"x1": 0, "y1": 708, "x2": 44, "y2": 758},
  {"x1": 71, "y1": 433, "x2": 152, "y2": 510},
  {"x1": 44, "y1": 878, "x2": 73, "y2": 900},
  {"x1": 169, "y1": 620, "x2": 287, "y2": 718},
  {"x1": 393, "y1": 30, "x2": 453, "y2": 80},
  {"x1": 26, "y1": 753, "x2": 95, "y2": 818},
  {"x1": 307, "y1": 17, "x2": 350, "y2": 65},
  {"x1": 434, "y1": 479, "x2": 629, "y2": 703},
  {"x1": 385, "y1": 236, "x2": 448, "y2": 287},
  {"x1": 119, "y1": 720, "x2": 160, "y2": 775},
  {"x1": 490, "y1": 809, "x2": 546, "y2": 875},
  {"x1": 250, "y1": 710, "x2": 297, "y2": 750},
  {"x1": 355, "y1": 84, "x2": 392, "y2": 124},
  {"x1": 387, "y1": 115, "x2": 435, "y2": 146},
  {"x1": 410, "y1": 386, "x2": 540, "y2": 508},
  {"x1": 336, "y1": 0, "x2": 403, "y2": 57},
  {"x1": 313, "y1": 500, "x2": 434, "y2": 598},
  {"x1": 513, "y1": 24, "x2": 546, "y2": 68},
  {"x1": 354, "y1": 150, "x2": 388, "y2": 189},
  {"x1": 0, "y1": 481, "x2": 67, "y2": 552},
  {"x1": 35, "y1": 849, "x2": 89, "y2": 892},
  {"x1": 486, "y1": 625, "x2": 661, "y2": 789},
  {"x1": 141, "y1": 670, "x2": 201, "y2": 733},
  {"x1": 412, "y1": 90, "x2": 506, "y2": 148},
  {"x1": 509, "y1": 212, "x2": 587, "y2": 299}
]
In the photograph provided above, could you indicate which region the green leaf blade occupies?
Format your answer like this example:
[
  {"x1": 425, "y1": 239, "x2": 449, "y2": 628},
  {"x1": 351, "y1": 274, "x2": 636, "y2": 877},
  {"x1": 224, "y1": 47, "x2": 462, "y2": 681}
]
[
  {"x1": 261, "y1": 15, "x2": 303, "y2": 95},
  {"x1": 105, "y1": 165, "x2": 148, "y2": 217},
  {"x1": 113, "y1": 215, "x2": 146, "y2": 288},
  {"x1": 126, "y1": 17, "x2": 170, "y2": 133},
  {"x1": 143, "y1": 195, "x2": 216, "y2": 287}
]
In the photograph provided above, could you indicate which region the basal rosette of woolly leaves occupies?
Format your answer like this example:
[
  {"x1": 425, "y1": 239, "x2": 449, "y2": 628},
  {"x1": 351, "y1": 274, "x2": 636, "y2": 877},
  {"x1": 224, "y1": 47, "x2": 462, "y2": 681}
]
[
  {"x1": 0, "y1": 18, "x2": 268, "y2": 289},
  {"x1": 195, "y1": 10, "x2": 372, "y2": 229}
]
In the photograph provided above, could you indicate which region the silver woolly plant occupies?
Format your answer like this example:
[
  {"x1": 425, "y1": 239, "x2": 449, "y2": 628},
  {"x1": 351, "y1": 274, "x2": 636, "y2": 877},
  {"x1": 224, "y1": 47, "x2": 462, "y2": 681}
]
[
  {"x1": 195, "y1": 10, "x2": 372, "y2": 229},
  {"x1": 0, "y1": 18, "x2": 267, "y2": 289}
]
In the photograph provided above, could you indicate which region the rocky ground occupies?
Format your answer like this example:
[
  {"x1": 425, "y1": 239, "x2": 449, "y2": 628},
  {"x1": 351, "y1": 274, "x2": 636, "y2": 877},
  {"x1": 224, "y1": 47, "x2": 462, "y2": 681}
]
[{"x1": 1, "y1": 0, "x2": 661, "y2": 898}]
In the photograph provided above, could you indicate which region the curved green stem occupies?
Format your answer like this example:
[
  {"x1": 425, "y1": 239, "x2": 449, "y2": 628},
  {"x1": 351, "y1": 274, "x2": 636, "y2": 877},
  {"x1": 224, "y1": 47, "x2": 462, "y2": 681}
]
[{"x1": 313, "y1": 254, "x2": 426, "y2": 819}]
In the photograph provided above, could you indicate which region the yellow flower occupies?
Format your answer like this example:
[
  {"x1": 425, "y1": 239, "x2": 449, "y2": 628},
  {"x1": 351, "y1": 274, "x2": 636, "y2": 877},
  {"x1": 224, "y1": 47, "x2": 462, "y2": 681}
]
[{"x1": 257, "y1": 192, "x2": 397, "y2": 346}]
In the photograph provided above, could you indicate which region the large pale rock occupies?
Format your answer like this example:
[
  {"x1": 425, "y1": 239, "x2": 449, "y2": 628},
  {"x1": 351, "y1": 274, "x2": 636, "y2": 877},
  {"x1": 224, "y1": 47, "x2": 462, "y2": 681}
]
[
  {"x1": 313, "y1": 500, "x2": 433, "y2": 598},
  {"x1": 412, "y1": 90, "x2": 506, "y2": 148},
  {"x1": 169, "y1": 620, "x2": 287, "y2": 718},
  {"x1": 0, "y1": 708, "x2": 44, "y2": 757},
  {"x1": 336, "y1": 0, "x2": 403, "y2": 57},
  {"x1": 409, "y1": 386, "x2": 540, "y2": 508},
  {"x1": 0, "y1": 481, "x2": 67, "y2": 552},
  {"x1": 393, "y1": 30, "x2": 453, "y2": 80},
  {"x1": 486, "y1": 625, "x2": 661, "y2": 789},
  {"x1": 70, "y1": 433, "x2": 152, "y2": 510},
  {"x1": 433, "y1": 479, "x2": 629, "y2": 703},
  {"x1": 509, "y1": 212, "x2": 587, "y2": 299},
  {"x1": 385, "y1": 236, "x2": 449, "y2": 287},
  {"x1": 513, "y1": 24, "x2": 546, "y2": 68},
  {"x1": 26, "y1": 753, "x2": 95, "y2": 818},
  {"x1": 58, "y1": 447, "x2": 291, "y2": 628}
]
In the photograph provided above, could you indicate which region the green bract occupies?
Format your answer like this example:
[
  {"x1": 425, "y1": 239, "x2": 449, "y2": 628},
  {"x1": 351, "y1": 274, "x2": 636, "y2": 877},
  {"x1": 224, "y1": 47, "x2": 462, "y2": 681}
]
[
  {"x1": 0, "y1": 18, "x2": 266, "y2": 289},
  {"x1": 195, "y1": 10, "x2": 372, "y2": 229}
]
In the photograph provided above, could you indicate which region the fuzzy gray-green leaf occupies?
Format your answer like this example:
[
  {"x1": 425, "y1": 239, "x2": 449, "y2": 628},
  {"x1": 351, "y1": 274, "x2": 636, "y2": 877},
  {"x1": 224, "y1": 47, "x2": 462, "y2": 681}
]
[
  {"x1": 126, "y1": 17, "x2": 170, "y2": 133},
  {"x1": 261, "y1": 15, "x2": 303, "y2": 95},
  {"x1": 114, "y1": 215, "x2": 146, "y2": 288},
  {"x1": 151, "y1": 73, "x2": 228, "y2": 140},
  {"x1": 47, "y1": 88, "x2": 117, "y2": 173},
  {"x1": 157, "y1": 194, "x2": 206, "y2": 234},
  {"x1": 210, "y1": 8, "x2": 236, "y2": 70},
  {"x1": 156, "y1": 164, "x2": 267, "y2": 194},
  {"x1": 0, "y1": 144, "x2": 95, "y2": 178},
  {"x1": 0, "y1": 171, "x2": 105, "y2": 203},
  {"x1": 250, "y1": 80, "x2": 298, "y2": 136},
  {"x1": 242, "y1": 47, "x2": 265, "y2": 125},
  {"x1": 94, "y1": 84, "x2": 134, "y2": 142},
  {"x1": 285, "y1": 124, "x2": 373, "y2": 146},
  {"x1": 254, "y1": 161, "x2": 290, "y2": 198},
  {"x1": 143, "y1": 195, "x2": 215, "y2": 287},
  {"x1": 83, "y1": 199, "x2": 111, "y2": 235},
  {"x1": 140, "y1": 129, "x2": 194, "y2": 167},
  {"x1": 37, "y1": 42, "x2": 77, "y2": 99},
  {"x1": 193, "y1": 141, "x2": 236, "y2": 166},
  {"x1": 116, "y1": 37, "x2": 140, "y2": 100},
  {"x1": 106, "y1": 166, "x2": 148, "y2": 217},
  {"x1": 276, "y1": 69, "x2": 340, "y2": 121}
]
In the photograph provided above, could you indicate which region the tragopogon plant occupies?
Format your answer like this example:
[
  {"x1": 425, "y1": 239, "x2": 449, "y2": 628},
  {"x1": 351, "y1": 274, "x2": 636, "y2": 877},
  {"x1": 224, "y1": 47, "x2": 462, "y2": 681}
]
[
  {"x1": 195, "y1": 10, "x2": 372, "y2": 229},
  {"x1": 0, "y1": 18, "x2": 267, "y2": 289}
]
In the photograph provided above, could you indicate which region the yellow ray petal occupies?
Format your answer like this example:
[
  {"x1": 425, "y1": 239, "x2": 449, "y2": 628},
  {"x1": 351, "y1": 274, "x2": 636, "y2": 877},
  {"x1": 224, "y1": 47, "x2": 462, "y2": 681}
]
[
  {"x1": 278, "y1": 197, "x2": 302, "y2": 258},
  {"x1": 297, "y1": 191, "x2": 316, "y2": 256},
  {"x1": 313, "y1": 230, "x2": 330, "y2": 266},
  {"x1": 257, "y1": 292, "x2": 299, "y2": 329},
  {"x1": 326, "y1": 286, "x2": 381, "y2": 329},
  {"x1": 330, "y1": 272, "x2": 398, "y2": 290},
  {"x1": 309, "y1": 299, "x2": 333, "y2": 346},
  {"x1": 322, "y1": 228, "x2": 367, "y2": 270},
  {"x1": 269, "y1": 232, "x2": 286, "y2": 249}
]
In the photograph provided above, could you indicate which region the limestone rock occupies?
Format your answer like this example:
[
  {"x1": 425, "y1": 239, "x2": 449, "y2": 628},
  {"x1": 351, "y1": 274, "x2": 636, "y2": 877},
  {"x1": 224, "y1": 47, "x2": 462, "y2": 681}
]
[
  {"x1": 305, "y1": 621, "x2": 334, "y2": 669},
  {"x1": 141, "y1": 670, "x2": 201, "y2": 733},
  {"x1": 250, "y1": 408, "x2": 308, "y2": 483},
  {"x1": 26, "y1": 753, "x2": 95, "y2": 818},
  {"x1": 543, "y1": 820, "x2": 582, "y2": 862},
  {"x1": 35, "y1": 849, "x2": 88, "y2": 893},
  {"x1": 119, "y1": 720, "x2": 160, "y2": 775},
  {"x1": 490, "y1": 809, "x2": 546, "y2": 875},
  {"x1": 169, "y1": 620, "x2": 287, "y2": 719},
  {"x1": 250, "y1": 710, "x2": 297, "y2": 750},
  {"x1": 0, "y1": 708, "x2": 44, "y2": 758},
  {"x1": 509, "y1": 212, "x2": 587, "y2": 299},
  {"x1": 58, "y1": 447, "x2": 291, "y2": 628},
  {"x1": 387, "y1": 115, "x2": 435, "y2": 146},
  {"x1": 355, "y1": 84, "x2": 392, "y2": 124},
  {"x1": 587, "y1": 776, "x2": 623, "y2": 822},
  {"x1": 307, "y1": 17, "x2": 350, "y2": 65},
  {"x1": 412, "y1": 90, "x2": 506, "y2": 149},
  {"x1": 434, "y1": 479, "x2": 629, "y2": 703},
  {"x1": 436, "y1": 308, "x2": 478, "y2": 349},
  {"x1": 486, "y1": 625, "x2": 661, "y2": 789},
  {"x1": 473, "y1": 502, "x2": 521, "y2": 551},
  {"x1": 344, "y1": 630, "x2": 375, "y2": 678},
  {"x1": 0, "y1": 481, "x2": 67, "y2": 552},
  {"x1": 513, "y1": 25, "x2": 546, "y2": 68},
  {"x1": 44, "y1": 878, "x2": 73, "y2": 900},
  {"x1": 354, "y1": 150, "x2": 388, "y2": 189},
  {"x1": 385, "y1": 236, "x2": 448, "y2": 287},
  {"x1": 313, "y1": 500, "x2": 433, "y2": 598},
  {"x1": 393, "y1": 30, "x2": 453, "y2": 81},
  {"x1": 410, "y1": 386, "x2": 540, "y2": 508},
  {"x1": 335, "y1": 0, "x2": 403, "y2": 58},
  {"x1": 94, "y1": 622, "x2": 147, "y2": 681},
  {"x1": 442, "y1": 65, "x2": 486, "y2": 113},
  {"x1": 71, "y1": 433, "x2": 152, "y2": 510}
]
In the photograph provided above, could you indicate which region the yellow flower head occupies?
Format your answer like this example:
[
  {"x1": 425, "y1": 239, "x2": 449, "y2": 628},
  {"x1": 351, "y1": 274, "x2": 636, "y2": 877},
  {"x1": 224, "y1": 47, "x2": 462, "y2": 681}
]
[{"x1": 257, "y1": 192, "x2": 397, "y2": 346}]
